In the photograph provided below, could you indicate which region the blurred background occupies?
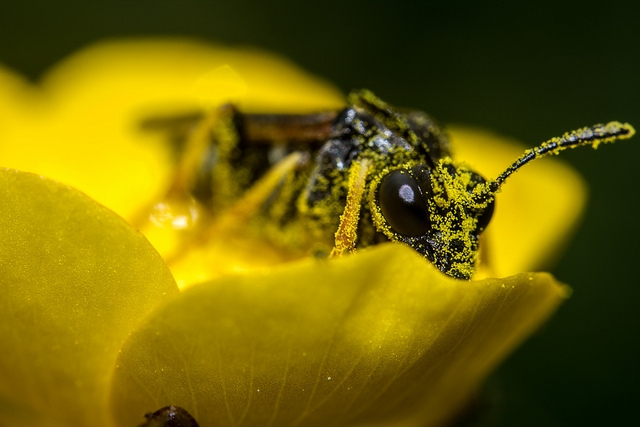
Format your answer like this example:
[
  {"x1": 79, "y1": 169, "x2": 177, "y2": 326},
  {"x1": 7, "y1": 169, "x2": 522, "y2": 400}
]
[{"x1": 2, "y1": 1, "x2": 638, "y2": 426}]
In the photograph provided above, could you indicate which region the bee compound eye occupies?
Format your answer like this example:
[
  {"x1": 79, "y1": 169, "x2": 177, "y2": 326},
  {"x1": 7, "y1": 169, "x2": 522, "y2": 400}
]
[{"x1": 378, "y1": 169, "x2": 432, "y2": 237}]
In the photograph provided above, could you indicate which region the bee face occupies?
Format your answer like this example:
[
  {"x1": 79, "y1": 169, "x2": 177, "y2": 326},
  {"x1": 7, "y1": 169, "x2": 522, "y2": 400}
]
[{"x1": 371, "y1": 161, "x2": 495, "y2": 279}]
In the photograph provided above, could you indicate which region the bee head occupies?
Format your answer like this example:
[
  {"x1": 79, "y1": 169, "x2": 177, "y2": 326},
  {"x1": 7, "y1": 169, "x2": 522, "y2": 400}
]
[
  {"x1": 371, "y1": 121, "x2": 635, "y2": 279},
  {"x1": 371, "y1": 159, "x2": 495, "y2": 279}
]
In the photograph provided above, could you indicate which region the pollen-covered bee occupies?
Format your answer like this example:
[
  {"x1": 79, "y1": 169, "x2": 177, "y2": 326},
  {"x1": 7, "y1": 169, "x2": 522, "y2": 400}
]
[{"x1": 141, "y1": 90, "x2": 634, "y2": 279}]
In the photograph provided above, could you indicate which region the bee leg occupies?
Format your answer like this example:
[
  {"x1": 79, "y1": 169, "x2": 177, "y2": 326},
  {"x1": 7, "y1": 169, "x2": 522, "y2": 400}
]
[
  {"x1": 209, "y1": 152, "x2": 303, "y2": 232},
  {"x1": 167, "y1": 104, "x2": 238, "y2": 201},
  {"x1": 162, "y1": 151, "x2": 303, "y2": 265},
  {"x1": 330, "y1": 159, "x2": 371, "y2": 257}
]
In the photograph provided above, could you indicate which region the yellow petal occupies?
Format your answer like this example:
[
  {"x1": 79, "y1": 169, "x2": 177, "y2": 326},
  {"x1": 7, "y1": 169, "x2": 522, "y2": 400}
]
[
  {"x1": 449, "y1": 127, "x2": 587, "y2": 276},
  {"x1": 0, "y1": 169, "x2": 179, "y2": 427},
  {"x1": 110, "y1": 244, "x2": 567, "y2": 427}
]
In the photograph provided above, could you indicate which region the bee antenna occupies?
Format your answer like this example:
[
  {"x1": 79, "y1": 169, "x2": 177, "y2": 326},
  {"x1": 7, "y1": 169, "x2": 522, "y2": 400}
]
[{"x1": 487, "y1": 121, "x2": 635, "y2": 193}]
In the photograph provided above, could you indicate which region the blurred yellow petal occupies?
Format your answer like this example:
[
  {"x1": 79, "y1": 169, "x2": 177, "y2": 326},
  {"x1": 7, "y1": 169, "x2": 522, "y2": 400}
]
[
  {"x1": 41, "y1": 38, "x2": 344, "y2": 114},
  {"x1": 0, "y1": 169, "x2": 179, "y2": 427},
  {"x1": 110, "y1": 244, "x2": 567, "y2": 427},
  {"x1": 449, "y1": 127, "x2": 587, "y2": 276},
  {"x1": 0, "y1": 65, "x2": 39, "y2": 113}
]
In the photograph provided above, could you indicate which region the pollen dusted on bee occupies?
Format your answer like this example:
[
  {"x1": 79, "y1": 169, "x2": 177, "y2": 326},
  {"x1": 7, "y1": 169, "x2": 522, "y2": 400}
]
[{"x1": 141, "y1": 90, "x2": 634, "y2": 280}]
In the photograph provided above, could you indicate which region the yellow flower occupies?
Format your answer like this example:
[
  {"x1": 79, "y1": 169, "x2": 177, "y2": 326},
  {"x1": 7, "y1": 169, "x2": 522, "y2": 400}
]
[{"x1": 0, "y1": 39, "x2": 585, "y2": 427}]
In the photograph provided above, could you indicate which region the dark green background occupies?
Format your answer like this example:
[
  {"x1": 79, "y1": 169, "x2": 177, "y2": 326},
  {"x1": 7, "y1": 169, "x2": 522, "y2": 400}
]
[{"x1": 2, "y1": 2, "x2": 638, "y2": 426}]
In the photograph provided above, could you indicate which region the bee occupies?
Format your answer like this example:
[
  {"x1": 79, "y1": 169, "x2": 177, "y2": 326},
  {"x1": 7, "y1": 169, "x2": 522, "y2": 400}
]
[{"x1": 141, "y1": 90, "x2": 634, "y2": 279}]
